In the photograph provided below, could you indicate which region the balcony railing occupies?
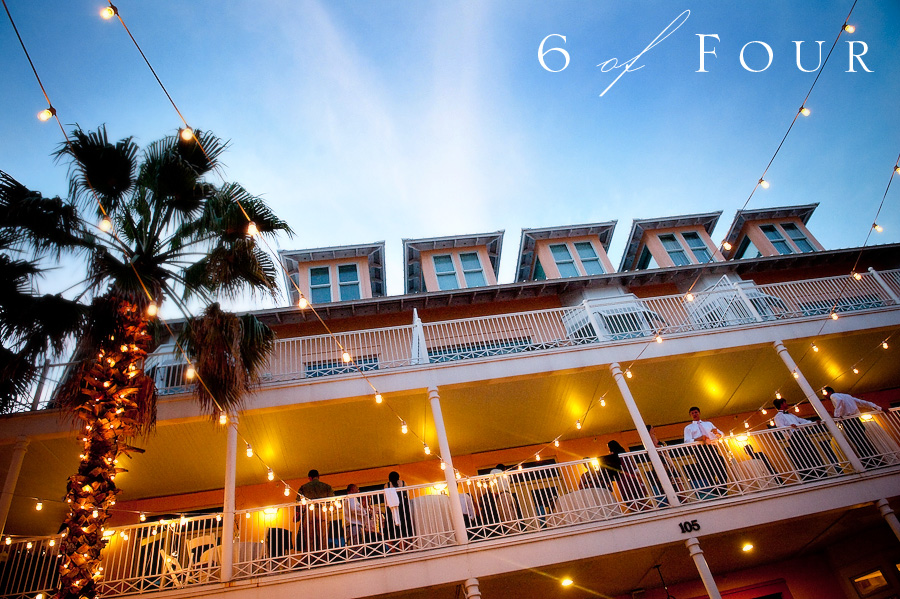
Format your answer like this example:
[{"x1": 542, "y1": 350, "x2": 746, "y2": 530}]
[
  {"x1": 13, "y1": 269, "x2": 899, "y2": 408},
  {"x1": 4, "y1": 410, "x2": 898, "y2": 599}
]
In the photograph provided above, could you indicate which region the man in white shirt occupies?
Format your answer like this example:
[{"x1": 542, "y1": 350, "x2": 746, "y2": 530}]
[
  {"x1": 681, "y1": 407, "x2": 728, "y2": 496},
  {"x1": 773, "y1": 398, "x2": 826, "y2": 480},
  {"x1": 823, "y1": 386, "x2": 885, "y2": 467}
]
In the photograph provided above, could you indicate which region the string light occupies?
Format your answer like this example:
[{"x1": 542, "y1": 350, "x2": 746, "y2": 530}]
[
  {"x1": 843, "y1": 23, "x2": 855, "y2": 33},
  {"x1": 655, "y1": 334, "x2": 663, "y2": 343},
  {"x1": 721, "y1": 241, "x2": 732, "y2": 251},
  {"x1": 685, "y1": 293, "x2": 694, "y2": 302},
  {"x1": 423, "y1": 443, "x2": 431, "y2": 455},
  {"x1": 245, "y1": 443, "x2": 253, "y2": 458},
  {"x1": 246, "y1": 221, "x2": 259, "y2": 237},
  {"x1": 146, "y1": 302, "x2": 158, "y2": 317},
  {"x1": 575, "y1": 419, "x2": 582, "y2": 430},
  {"x1": 4, "y1": 538, "x2": 9, "y2": 545},
  {"x1": 375, "y1": 393, "x2": 383, "y2": 404},
  {"x1": 883, "y1": 341, "x2": 889, "y2": 350},
  {"x1": 267, "y1": 468, "x2": 274, "y2": 481},
  {"x1": 139, "y1": 513, "x2": 146, "y2": 522},
  {"x1": 400, "y1": 421, "x2": 408, "y2": 434},
  {"x1": 440, "y1": 460, "x2": 446, "y2": 470},
  {"x1": 284, "y1": 485, "x2": 291, "y2": 497},
  {"x1": 831, "y1": 312, "x2": 839, "y2": 320},
  {"x1": 219, "y1": 412, "x2": 228, "y2": 425},
  {"x1": 297, "y1": 296, "x2": 309, "y2": 309},
  {"x1": 625, "y1": 369, "x2": 633, "y2": 379},
  {"x1": 853, "y1": 368, "x2": 859, "y2": 374},
  {"x1": 852, "y1": 272, "x2": 862, "y2": 281},
  {"x1": 811, "y1": 343, "x2": 819, "y2": 352},
  {"x1": 794, "y1": 406, "x2": 800, "y2": 413},
  {"x1": 35, "y1": 501, "x2": 43, "y2": 511},
  {"x1": 894, "y1": 166, "x2": 900, "y2": 175},
  {"x1": 185, "y1": 365, "x2": 196, "y2": 380},
  {"x1": 759, "y1": 178, "x2": 770, "y2": 189},
  {"x1": 179, "y1": 127, "x2": 194, "y2": 141},
  {"x1": 761, "y1": 408, "x2": 767, "y2": 415},
  {"x1": 873, "y1": 223, "x2": 883, "y2": 233},
  {"x1": 37, "y1": 107, "x2": 56, "y2": 121},
  {"x1": 554, "y1": 439, "x2": 560, "y2": 447},
  {"x1": 341, "y1": 351, "x2": 352, "y2": 363},
  {"x1": 792, "y1": 371, "x2": 799, "y2": 379},
  {"x1": 535, "y1": 452, "x2": 541, "y2": 461},
  {"x1": 100, "y1": 5, "x2": 117, "y2": 19},
  {"x1": 800, "y1": 106, "x2": 811, "y2": 117},
  {"x1": 744, "y1": 422, "x2": 750, "y2": 429},
  {"x1": 92, "y1": 510, "x2": 99, "y2": 518},
  {"x1": 455, "y1": 470, "x2": 462, "y2": 480},
  {"x1": 599, "y1": 398, "x2": 606, "y2": 407}
]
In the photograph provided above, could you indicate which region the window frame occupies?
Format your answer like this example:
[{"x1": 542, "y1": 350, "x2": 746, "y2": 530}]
[
  {"x1": 573, "y1": 241, "x2": 605, "y2": 275},
  {"x1": 780, "y1": 222, "x2": 815, "y2": 253},
  {"x1": 549, "y1": 243, "x2": 580, "y2": 278},
  {"x1": 337, "y1": 264, "x2": 361, "y2": 301},
  {"x1": 760, "y1": 224, "x2": 794, "y2": 255},
  {"x1": 681, "y1": 231, "x2": 712, "y2": 263},
  {"x1": 459, "y1": 252, "x2": 487, "y2": 288},
  {"x1": 432, "y1": 254, "x2": 460, "y2": 291},
  {"x1": 658, "y1": 234, "x2": 691, "y2": 266},
  {"x1": 309, "y1": 266, "x2": 332, "y2": 304}
]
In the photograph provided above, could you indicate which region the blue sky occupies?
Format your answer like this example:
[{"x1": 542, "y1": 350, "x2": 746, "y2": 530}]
[{"x1": 2, "y1": 1, "x2": 899, "y2": 309}]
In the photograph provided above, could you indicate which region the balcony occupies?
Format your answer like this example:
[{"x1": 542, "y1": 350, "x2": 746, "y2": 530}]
[{"x1": 2, "y1": 411, "x2": 899, "y2": 599}]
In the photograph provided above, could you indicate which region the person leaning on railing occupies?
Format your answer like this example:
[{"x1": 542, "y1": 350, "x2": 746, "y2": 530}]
[
  {"x1": 823, "y1": 386, "x2": 886, "y2": 468},
  {"x1": 773, "y1": 398, "x2": 827, "y2": 480},
  {"x1": 682, "y1": 407, "x2": 729, "y2": 496},
  {"x1": 296, "y1": 469, "x2": 334, "y2": 553}
]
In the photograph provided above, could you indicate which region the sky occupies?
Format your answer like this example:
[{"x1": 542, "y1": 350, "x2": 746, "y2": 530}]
[{"x1": 2, "y1": 0, "x2": 899, "y2": 313}]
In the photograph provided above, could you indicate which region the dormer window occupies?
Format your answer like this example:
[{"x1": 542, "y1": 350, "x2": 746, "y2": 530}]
[
  {"x1": 760, "y1": 225, "x2": 793, "y2": 255},
  {"x1": 309, "y1": 267, "x2": 332, "y2": 303},
  {"x1": 433, "y1": 255, "x2": 460, "y2": 290},
  {"x1": 574, "y1": 242, "x2": 605, "y2": 275},
  {"x1": 460, "y1": 252, "x2": 486, "y2": 287},
  {"x1": 735, "y1": 237, "x2": 762, "y2": 260},
  {"x1": 550, "y1": 244, "x2": 579, "y2": 277},
  {"x1": 659, "y1": 234, "x2": 690, "y2": 266},
  {"x1": 683, "y1": 232, "x2": 712, "y2": 263},
  {"x1": 781, "y1": 223, "x2": 814, "y2": 252},
  {"x1": 338, "y1": 264, "x2": 361, "y2": 300}
]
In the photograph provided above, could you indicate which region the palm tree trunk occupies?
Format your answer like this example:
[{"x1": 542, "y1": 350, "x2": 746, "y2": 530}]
[{"x1": 56, "y1": 297, "x2": 154, "y2": 599}]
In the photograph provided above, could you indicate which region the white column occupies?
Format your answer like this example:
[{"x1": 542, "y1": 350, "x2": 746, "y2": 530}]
[
  {"x1": 464, "y1": 577, "x2": 481, "y2": 599},
  {"x1": 609, "y1": 363, "x2": 680, "y2": 506},
  {"x1": 221, "y1": 417, "x2": 237, "y2": 582},
  {"x1": 773, "y1": 340, "x2": 865, "y2": 471},
  {"x1": 428, "y1": 387, "x2": 469, "y2": 545},
  {"x1": 876, "y1": 499, "x2": 900, "y2": 543},
  {"x1": 685, "y1": 537, "x2": 722, "y2": 599},
  {"x1": 0, "y1": 436, "x2": 29, "y2": 536}
]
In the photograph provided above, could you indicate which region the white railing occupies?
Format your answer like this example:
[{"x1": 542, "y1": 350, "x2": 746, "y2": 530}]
[
  {"x1": 835, "y1": 409, "x2": 900, "y2": 469},
  {"x1": 14, "y1": 269, "x2": 899, "y2": 404}
]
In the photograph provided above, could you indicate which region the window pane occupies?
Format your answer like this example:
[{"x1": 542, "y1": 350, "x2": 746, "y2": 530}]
[
  {"x1": 574, "y1": 242, "x2": 598, "y2": 260},
  {"x1": 433, "y1": 255, "x2": 455, "y2": 274},
  {"x1": 659, "y1": 234, "x2": 690, "y2": 266},
  {"x1": 309, "y1": 267, "x2": 330, "y2": 286},
  {"x1": 782, "y1": 223, "x2": 814, "y2": 252},
  {"x1": 534, "y1": 259, "x2": 546, "y2": 281},
  {"x1": 550, "y1": 244, "x2": 579, "y2": 277},
  {"x1": 659, "y1": 235, "x2": 681, "y2": 251},
  {"x1": 459, "y1": 253, "x2": 481, "y2": 270},
  {"x1": 437, "y1": 272, "x2": 459, "y2": 290},
  {"x1": 310, "y1": 286, "x2": 331, "y2": 304},
  {"x1": 338, "y1": 264, "x2": 358, "y2": 283},
  {"x1": 550, "y1": 244, "x2": 572, "y2": 261},
  {"x1": 683, "y1": 233, "x2": 712, "y2": 263},
  {"x1": 735, "y1": 237, "x2": 761, "y2": 260},
  {"x1": 339, "y1": 283, "x2": 360, "y2": 301}
]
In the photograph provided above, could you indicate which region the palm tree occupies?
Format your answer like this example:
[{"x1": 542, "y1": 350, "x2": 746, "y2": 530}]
[
  {"x1": 52, "y1": 126, "x2": 291, "y2": 599},
  {"x1": 0, "y1": 170, "x2": 86, "y2": 413}
]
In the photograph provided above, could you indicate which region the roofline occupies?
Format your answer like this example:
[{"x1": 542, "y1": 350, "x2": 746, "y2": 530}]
[
  {"x1": 515, "y1": 221, "x2": 618, "y2": 283},
  {"x1": 619, "y1": 211, "x2": 723, "y2": 272},
  {"x1": 723, "y1": 203, "x2": 820, "y2": 247}
]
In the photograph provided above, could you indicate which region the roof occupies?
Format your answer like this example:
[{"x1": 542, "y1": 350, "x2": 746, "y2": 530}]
[
  {"x1": 722, "y1": 203, "x2": 819, "y2": 249},
  {"x1": 403, "y1": 231, "x2": 504, "y2": 294},
  {"x1": 278, "y1": 242, "x2": 386, "y2": 303},
  {"x1": 514, "y1": 221, "x2": 617, "y2": 282},
  {"x1": 618, "y1": 211, "x2": 723, "y2": 272}
]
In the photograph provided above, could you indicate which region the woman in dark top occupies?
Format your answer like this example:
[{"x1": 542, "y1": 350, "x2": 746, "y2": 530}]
[{"x1": 603, "y1": 440, "x2": 647, "y2": 508}]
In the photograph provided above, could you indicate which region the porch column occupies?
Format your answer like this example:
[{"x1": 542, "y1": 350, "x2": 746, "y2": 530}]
[
  {"x1": 876, "y1": 499, "x2": 900, "y2": 543},
  {"x1": 428, "y1": 386, "x2": 469, "y2": 545},
  {"x1": 464, "y1": 577, "x2": 481, "y2": 599},
  {"x1": 0, "y1": 436, "x2": 29, "y2": 537},
  {"x1": 773, "y1": 340, "x2": 865, "y2": 471},
  {"x1": 685, "y1": 537, "x2": 723, "y2": 599},
  {"x1": 609, "y1": 363, "x2": 680, "y2": 506},
  {"x1": 221, "y1": 417, "x2": 237, "y2": 582}
]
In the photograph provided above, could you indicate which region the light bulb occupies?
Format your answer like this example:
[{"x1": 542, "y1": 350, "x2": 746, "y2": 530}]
[
  {"x1": 400, "y1": 421, "x2": 408, "y2": 434},
  {"x1": 180, "y1": 128, "x2": 194, "y2": 141},
  {"x1": 139, "y1": 513, "x2": 146, "y2": 522},
  {"x1": 873, "y1": 223, "x2": 883, "y2": 233},
  {"x1": 4, "y1": 538, "x2": 9, "y2": 545},
  {"x1": 831, "y1": 312, "x2": 839, "y2": 320},
  {"x1": 440, "y1": 460, "x2": 446, "y2": 470},
  {"x1": 744, "y1": 422, "x2": 750, "y2": 429},
  {"x1": 554, "y1": 439, "x2": 560, "y2": 447},
  {"x1": 100, "y1": 6, "x2": 116, "y2": 19},
  {"x1": 811, "y1": 343, "x2": 818, "y2": 352},
  {"x1": 284, "y1": 485, "x2": 290, "y2": 497},
  {"x1": 655, "y1": 335, "x2": 663, "y2": 343},
  {"x1": 92, "y1": 510, "x2": 98, "y2": 518},
  {"x1": 297, "y1": 296, "x2": 309, "y2": 309},
  {"x1": 895, "y1": 166, "x2": 900, "y2": 175},
  {"x1": 843, "y1": 23, "x2": 855, "y2": 33},
  {"x1": 852, "y1": 272, "x2": 862, "y2": 281},
  {"x1": 535, "y1": 452, "x2": 541, "y2": 460},
  {"x1": 219, "y1": 412, "x2": 228, "y2": 425},
  {"x1": 48, "y1": 540, "x2": 55, "y2": 547},
  {"x1": 246, "y1": 221, "x2": 259, "y2": 237},
  {"x1": 685, "y1": 292, "x2": 694, "y2": 302},
  {"x1": 341, "y1": 351, "x2": 352, "y2": 363},
  {"x1": 625, "y1": 369, "x2": 633, "y2": 379},
  {"x1": 99, "y1": 216, "x2": 112, "y2": 232},
  {"x1": 455, "y1": 470, "x2": 461, "y2": 480},
  {"x1": 37, "y1": 107, "x2": 55, "y2": 121},
  {"x1": 761, "y1": 409, "x2": 767, "y2": 415},
  {"x1": 146, "y1": 301, "x2": 158, "y2": 317},
  {"x1": 853, "y1": 368, "x2": 859, "y2": 374},
  {"x1": 800, "y1": 106, "x2": 810, "y2": 116},
  {"x1": 185, "y1": 365, "x2": 196, "y2": 380},
  {"x1": 722, "y1": 241, "x2": 732, "y2": 251},
  {"x1": 599, "y1": 399, "x2": 606, "y2": 407},
  {"x1": 246, "y1": 443, "x2": 253, "y2": 458},
  {"x1": 792, "y1": 371, "x2": 799, "y2": 379},
  {"x1": 423, "y1": 444, "x2": 430, "y2": 455},
  {"x1": 883, "y1": 341, "x2": 889, "y2": 350},
  {"x1": 36, "y1": 501, "x2": 43, "y2": 511},
  {"x1": 822, "y1": 388, "x2": 829, "y2": 396},
  {"x1": 267, "y1": 468, "x2": 274, "y2": 481},
  {"x1": 375, "y1": 393, "x2": 383, "y2": 404},
  {"x1": 794, "y1": 406, "x2": 800, "y2": 413},
  {"x1": 575, "y1": 419, "x2": 582, "y2": 430},
  {"x1": 26, "y1": 542, "x2": 32, "y2": 550},
  {"x1": 759, "y1": 178, "x2": 770, "y2": 189}
]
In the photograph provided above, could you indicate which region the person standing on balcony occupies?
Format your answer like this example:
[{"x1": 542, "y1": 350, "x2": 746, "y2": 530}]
[
  {"x1": 602, "y1": 440, "x2": 648, "y2": 510},
  {"x1": 682, "y1": 407, "x2": 729, "y2": 496},
  {"x1": 823, "y1": 386, "x2": 885, "y2": 468},
  {"x1": 773, "y1": 398, "x2": 827, "y2": 480},
  {"x1": 296, "y1": 469, "x2": 334, "y2": 554},
  {"x1": 384, "y1": 471, "x2": 413, "y2": 550}
]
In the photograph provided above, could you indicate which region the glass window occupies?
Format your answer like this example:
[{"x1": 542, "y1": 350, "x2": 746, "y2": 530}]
[
  {"x1": 534, "y1": 258, "x2": 546, "y2": 281},
  {"x1": 433, "y1": 254, "x2": 459, "y2": 290},
  {"x1": 550, "y1": 244, "x2": 579, "y2": 277},
  {"x1": 459, "y1": 252, "x2": 487, "y2": 287},
  {"x1": 635, "y1": 246, "x2": 659, "y2": 270},
  {"x1": 682, "y1": 232, "x2": 712, "y2": 263},
  {"x1": 337, "y1": 264, "x2": 361, "y2": 301},
  {"x1": 781, "y1": 222, "x2": 815, "y2": 252},
  {"x1": 761, "y1": 225, "x2": 794, "y2": 255},
  {"x1": 574, "y1": 241, "x2": 605, "y2": 275},
  {"x1": 735, "y1": 236, "x2": 762, "y2": 260},
  {"x1": 309, "y1": 266, "x2": 331, "y2": 304},
  {"x1": 851, "y1": 569, "x2": 889, "y2": 596},
  {"x1": 659, "y1": 234, "x2": 690, "y2": 266}
]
